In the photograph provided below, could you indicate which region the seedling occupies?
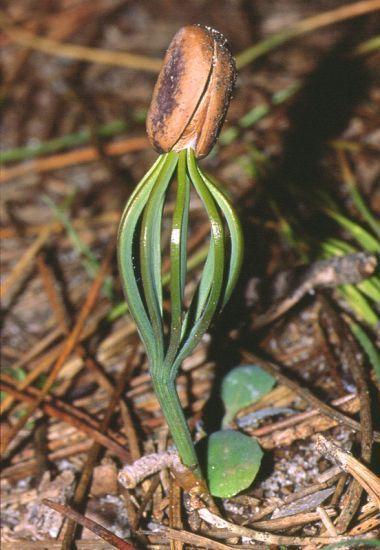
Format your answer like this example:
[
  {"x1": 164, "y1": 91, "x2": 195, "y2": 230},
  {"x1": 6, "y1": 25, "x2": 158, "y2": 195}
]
[{"x1": 117, "y1": 26, "x2": 243, "y2": 478}]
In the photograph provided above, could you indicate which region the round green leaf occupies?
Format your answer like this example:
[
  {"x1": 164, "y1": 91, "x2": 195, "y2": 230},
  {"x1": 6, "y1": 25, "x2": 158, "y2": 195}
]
[
  {"x1": 207, "y1": 430, "x2": 263, "y2": 498},
  {"x1": 221, "y1": 365, "x2": 276, "y2": 425}
]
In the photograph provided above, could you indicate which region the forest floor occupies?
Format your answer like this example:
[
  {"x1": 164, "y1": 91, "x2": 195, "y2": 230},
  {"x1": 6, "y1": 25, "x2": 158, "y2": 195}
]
[{"x1": 1, "y1": 0, "x2": 380, "y2": 548}]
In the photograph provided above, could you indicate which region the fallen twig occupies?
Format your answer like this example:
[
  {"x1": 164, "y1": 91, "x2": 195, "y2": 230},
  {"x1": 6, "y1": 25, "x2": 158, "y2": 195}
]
[
  {"x1": 319, "y1": 294, "x2": 374, "y2": 532},
  {"x1": 118, "y1": 450, "x2": 184, "y2": 489},
  {"x1": 61, "y1": 350, "x2": 138, "y2": 549},
  {"x1": 198, "y1": 507, "x2": 359, "y2": 546},
  {"x1": 0, "y1": 380, "x2": 130, "y2": 461},
  {"x1": 42, "y1": 499, "x2": 135, "y2": 549},
  {"x1": 240, "y1": 351, "x2": 380, "y2": 442},
  {"x1": 149, "y1": 524, "x2": 234, "y2": 550},
  {"x1": 2, "y1": 1, "x2": 379, "y2": 74},
  {"x1": 315, "y1": 435, "x2": 380, "y2": 510},
  {"x1": 1, "y1": 15, "x2": 162, "y2": 72},
  {"x1": 0, "y1": 136, "x2": 149, "y2": 183},
  {"x1": 0, "y1": 242, "x2": 114, "y2": 454},
  {"x1": 0, "y1": 225, "x2": 53, "y2": 302},
  {"x1": 252, "y1": 252, "x2": 377, "y2": 329}
]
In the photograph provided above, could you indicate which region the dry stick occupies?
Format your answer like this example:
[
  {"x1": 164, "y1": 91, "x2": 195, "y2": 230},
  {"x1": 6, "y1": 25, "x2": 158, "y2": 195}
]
[
  {"x1": 0, "y1": 243, "x2": 114, "y2": 455},
  {"x1": 0, "y1": 136, "x2": 149, "y2": 183},
  {"x1": 0, "y1": 15, "x2": 162, "y2": 72},
  {"x1": 115, "y1": 354, "x2": 142, "y2": 536},
  {"x1": 4, "y1": 325, "x2": 62, "y2": 376},
  {"x1": 251, "y1": 252, "x2": 377, "y2": 329},
  {"x1": 37, "y1": 252, "x2": 69, "y2": 328},
  {"x1": 2, "y1": 1, "x2": 379, "y2": 74},
  {"x1": 152, "y1": 525, "x2": 233, "y2": 550},
  {"x1": 33, "y1": 420, "x2": 49, "y2": 482},
  {"x1": 119, "y1": 399, "x2": 141, "y2": 463},
  {"x1": 37, "y1": 253, "x2": 116, "y2": 394},
  {"x1": 317, "y1": 506, "x2": 338, "y2": 536},
  {"x1": 235, "y1": 0, "x2": 380, "y2": 68},
  {"x1": 2, "y1": 274, "x2": 123, "y2": 415},
  {"x1": 38, "y1": 252, "x2": 142, "y2": 540},
  {"x1": 0, "y1": 310, "x2": 107, "y2": 416},
  {"x1": 0, "y1": 372, "x2": 130, "y2": 451},
  {"x1": 198, "y1": 508, "x2": 355, "y2": 546},
  {"x1": 0, "y1": 225, "x2": 52, "y2": 301},
  {"x1": 240, "y1": 351, "x2": 380, "y2": 442},
  {"x1": 1, "y1": 441, "x2": 94, "y2": 480},
  {"x1": 61, "y1": 350, "x2": 136, "y2": 549},
  {"x1": 2, "y1": 542, "x2": 115, "y2": 550},
  {"x1": 114, "y1": 359, "x2": 142, "y2": 535},
  {"x1": 119, "y1": 450, "x2": 187, "y2": 489},
  {"x1": 0, "y1": 211, "x2": 119, "y2": 239},
  {"x1": 251, "y1": 508, "x2": 336, "y2": 531},
  {"x1": 169, "y1": 476, "x2": 183, "y2": 550},
  {"x1": 315, "y1": 435, "x2": 380, "y2": 510},
  {"x1": 318, "y1": 295, "x2": 374, "y2": 532},
  {"x1": 136, "y1": 474, "x2": 161, "y2": 524},
  {"x1": 350, "y1": 516, "x2": 380, "y2": 536},
  {"x1": 42, "y1": 499, "x2": 136, "y2": 550},
  {"x1": 0, "y1": 381, "x2": 129, "y2": 461},
  {"x1": 1, "y1": 0, "x2": 111, "y2": 99},
  {"x1": 330, "y1": 473, "x2": 348, "y2": 508},
  {"x1": 250, "y1": 393, "x2": 358, "y2": 437},
  {"x1": 246, "y1": 474, "x2": 340, "y2": 523}
]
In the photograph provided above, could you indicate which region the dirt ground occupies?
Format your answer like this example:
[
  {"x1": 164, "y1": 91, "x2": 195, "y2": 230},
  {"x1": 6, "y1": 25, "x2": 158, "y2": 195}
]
[{"x1": 1, "y1": 0, "x2": 380, "y2": 548}]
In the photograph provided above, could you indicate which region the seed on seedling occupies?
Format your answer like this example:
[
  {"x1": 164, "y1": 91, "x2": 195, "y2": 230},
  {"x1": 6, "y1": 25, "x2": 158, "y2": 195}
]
[{"x1": 146, "y1": 25, "x2": 236, "y2": 159}]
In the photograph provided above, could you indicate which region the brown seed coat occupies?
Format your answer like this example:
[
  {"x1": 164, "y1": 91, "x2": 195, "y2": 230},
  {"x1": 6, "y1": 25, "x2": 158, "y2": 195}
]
[{"x1": 146, "y1": 25, "x2": 236, "y2": 159}]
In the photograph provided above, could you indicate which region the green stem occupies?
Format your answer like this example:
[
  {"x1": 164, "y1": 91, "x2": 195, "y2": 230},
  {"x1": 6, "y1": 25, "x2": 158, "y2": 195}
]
[{"x1": 152, "y1": 374, "x2": 201, "y2": 477}]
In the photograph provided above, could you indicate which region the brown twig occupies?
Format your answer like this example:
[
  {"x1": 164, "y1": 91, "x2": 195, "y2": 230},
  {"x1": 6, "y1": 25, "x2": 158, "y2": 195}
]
[
  {"x1": 42, "y1": 499, "x2": 136, "y2": 549},
  {"x1": 315, "y1": 435, "x2": 380, "y2": 510},
  {"x1": 0, "y1": 242, "x2": 114, "y2": 454},
  {"x1": 118, "y1": 450, "x2": 184, "y2": 489},
  {"x1": 1, "y1": 15, "x2": 162, "y2": 72},
  {"x1": 0, "y1": 312, "x2": 105, "y2": 416},
  {"x1": 349, "y1": 516, "x2": 380, "y2": 536},
  {"x1": 249, "y1": 393, "x2": 358, "y2": 436},
  {"x1": 1, "y1": 441, "x2": 93, "y2": 480},
  {"x1": 0, "y1": 380, "x2": 129, "y2": 461},
  {"x1": 318, "y1": 294, "x2": 373, "y2": 532},
  {"x1": 253, "y1": 396, "x2": 362, "y2": 449},
  {"x1": 251, "y1": 253, "x2": 377, "y2": 329},
  {"x1": 0, "y1": 225, "x2": 53, "y2": 302},
  {"x1": 1, "y1": 1, "x2": 116, "y2": 100},
  {"x1": 61, "y1": 345, "x2": 137, "y2": 549},
  {"x1": 251, "y1": 508, "x2": 336, "y2": 531},
  {"x1": 169, "y1": 476, "x2": 183, "y2": 550},
  {"x1": 246, "y1": 474, "x2": 340, "y2": 523},
  {"x1": 37, "y1": 251, "x2": 116, "y2": 393},
  {"x1": 198, "y1": 507, "x2": 357, "y2": 546},
  {"x1": 239, "y1": 351, "x2": 380, "y2": 442},
  {"x1": 0, "y1": 211, "x2": 119, "y2": 239},
  {"x1": 151, "y1": 525, "x2": 234, "y2": 550},
  {"x1": 0, "y1": 136, "x2": 149, "y2": 183}
]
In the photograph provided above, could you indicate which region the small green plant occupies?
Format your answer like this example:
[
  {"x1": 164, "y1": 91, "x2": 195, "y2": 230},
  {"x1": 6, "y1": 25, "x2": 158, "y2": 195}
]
[
  {"x1": 206, "y1": 430, "x2": 263, "y2": 498},
  {"x1": 117, "y1": 26, "x2": 243, "y2": 480},
  {"x1": 221, "y1": 364, "x2": 276, "y2": 427},
  {"x1": 203, "y1": 364, "x2": 276, "y2": 497}
]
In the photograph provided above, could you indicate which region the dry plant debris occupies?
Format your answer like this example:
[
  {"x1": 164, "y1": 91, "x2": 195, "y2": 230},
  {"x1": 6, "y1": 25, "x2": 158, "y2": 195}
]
[{"x1": 1, "y1": 0, "x2": 379, "y2": 549}]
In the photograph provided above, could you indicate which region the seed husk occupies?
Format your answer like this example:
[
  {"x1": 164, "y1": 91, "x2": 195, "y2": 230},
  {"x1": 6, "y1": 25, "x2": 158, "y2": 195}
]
[{"x1": 146, "y1": 25, "x2": 236, "y2": 159}]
